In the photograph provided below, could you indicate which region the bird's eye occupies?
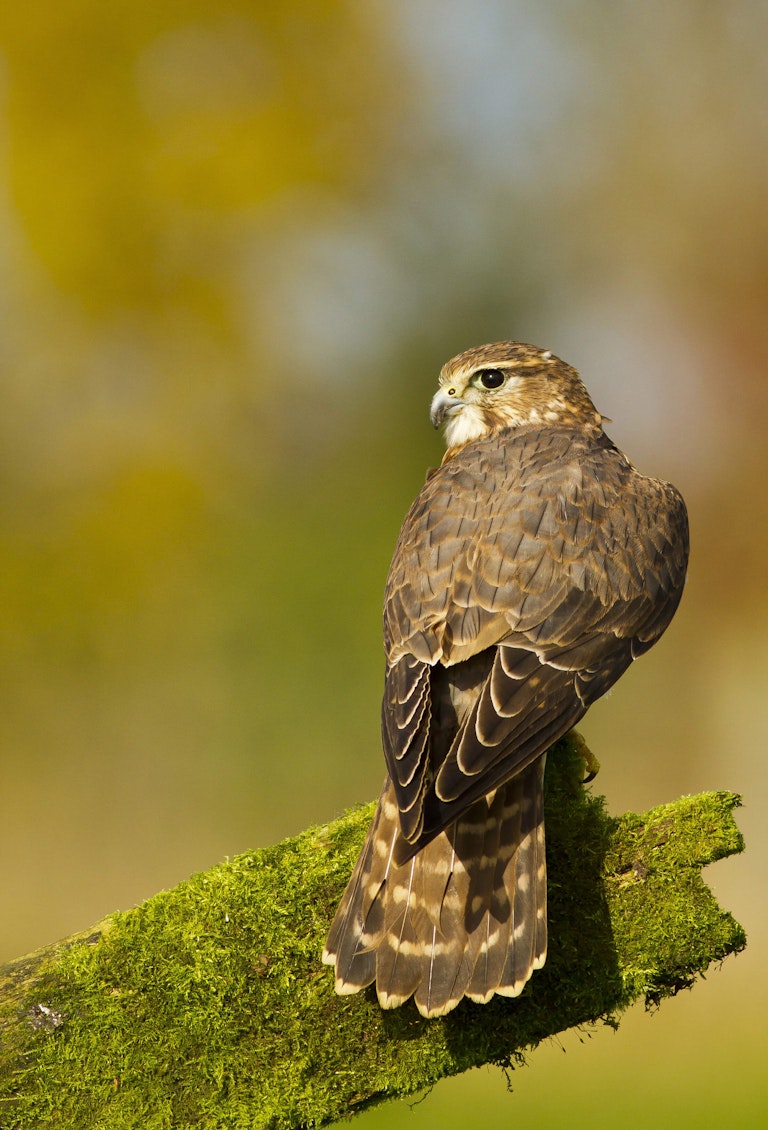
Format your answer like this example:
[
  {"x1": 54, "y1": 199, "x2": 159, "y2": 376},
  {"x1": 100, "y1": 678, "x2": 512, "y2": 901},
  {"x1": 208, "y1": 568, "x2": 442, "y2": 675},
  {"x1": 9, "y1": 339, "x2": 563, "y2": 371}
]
[{"x1": 476, "y1": 368, "x2": 505, "y2": 390}]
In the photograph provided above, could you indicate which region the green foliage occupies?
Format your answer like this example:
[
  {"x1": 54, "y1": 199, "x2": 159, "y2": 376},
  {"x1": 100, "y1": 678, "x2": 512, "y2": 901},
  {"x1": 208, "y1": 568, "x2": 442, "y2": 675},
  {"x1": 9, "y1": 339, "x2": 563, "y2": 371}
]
[{"x1": 0, "y1": 739, "x2": 744, "y2": 1129}]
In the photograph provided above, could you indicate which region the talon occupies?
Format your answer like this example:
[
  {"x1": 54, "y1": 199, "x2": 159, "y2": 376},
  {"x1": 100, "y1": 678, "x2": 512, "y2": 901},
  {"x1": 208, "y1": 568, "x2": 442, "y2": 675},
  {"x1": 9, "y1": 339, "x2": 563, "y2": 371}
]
[{"x1": 569, "y1": 729, "x2": 600, "y2": 783}]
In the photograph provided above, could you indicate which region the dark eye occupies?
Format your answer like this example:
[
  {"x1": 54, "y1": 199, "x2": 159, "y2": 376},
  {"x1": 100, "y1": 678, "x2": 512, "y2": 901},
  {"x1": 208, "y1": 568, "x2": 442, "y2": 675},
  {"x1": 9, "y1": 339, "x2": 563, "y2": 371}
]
[{"x1": 477, "y1": 368, "x2": 505, "y2": 390}]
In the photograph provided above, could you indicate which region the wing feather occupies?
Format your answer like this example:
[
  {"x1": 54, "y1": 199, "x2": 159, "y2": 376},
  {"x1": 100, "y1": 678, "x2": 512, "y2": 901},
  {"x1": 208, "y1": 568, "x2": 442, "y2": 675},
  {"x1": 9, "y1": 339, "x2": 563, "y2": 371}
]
[{"x1": 382, "y1": 425, "x2": 688, "y2": 848}]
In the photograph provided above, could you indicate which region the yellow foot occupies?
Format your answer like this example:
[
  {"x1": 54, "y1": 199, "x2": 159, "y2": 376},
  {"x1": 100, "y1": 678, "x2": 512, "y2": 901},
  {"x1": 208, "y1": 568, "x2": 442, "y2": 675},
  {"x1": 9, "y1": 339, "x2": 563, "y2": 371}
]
[{"x1": 569, "y1": 729, "x2": 601, "y2": 783}]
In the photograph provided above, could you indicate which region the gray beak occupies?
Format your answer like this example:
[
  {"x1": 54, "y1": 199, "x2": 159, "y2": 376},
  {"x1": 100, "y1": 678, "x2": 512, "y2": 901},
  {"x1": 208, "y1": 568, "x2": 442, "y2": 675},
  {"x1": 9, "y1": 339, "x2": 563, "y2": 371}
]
[{"x1": 430, "y1": 389, "x2": 461, "y2": 429}]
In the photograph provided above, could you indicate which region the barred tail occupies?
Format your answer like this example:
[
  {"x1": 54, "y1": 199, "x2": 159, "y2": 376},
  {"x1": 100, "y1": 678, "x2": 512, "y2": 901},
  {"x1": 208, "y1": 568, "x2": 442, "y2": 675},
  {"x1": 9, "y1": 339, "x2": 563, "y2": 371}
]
[{"x1": 322, "y1": 757, "x2": 547, "y2": 1018}]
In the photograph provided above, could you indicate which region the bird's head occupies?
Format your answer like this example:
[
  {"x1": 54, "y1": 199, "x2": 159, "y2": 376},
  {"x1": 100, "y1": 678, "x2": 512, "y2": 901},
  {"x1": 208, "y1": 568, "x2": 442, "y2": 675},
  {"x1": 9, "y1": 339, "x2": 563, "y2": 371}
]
[{"x1": 430, "y1": 342, "x2": 604, "y2": 456}]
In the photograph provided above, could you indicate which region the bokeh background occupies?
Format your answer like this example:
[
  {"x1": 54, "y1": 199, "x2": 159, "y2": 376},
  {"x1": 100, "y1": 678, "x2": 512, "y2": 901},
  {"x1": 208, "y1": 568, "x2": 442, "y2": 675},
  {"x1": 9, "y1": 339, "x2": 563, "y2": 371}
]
[{"x1": 1, "y1": 2, "x2": 766, "y2": 1126}]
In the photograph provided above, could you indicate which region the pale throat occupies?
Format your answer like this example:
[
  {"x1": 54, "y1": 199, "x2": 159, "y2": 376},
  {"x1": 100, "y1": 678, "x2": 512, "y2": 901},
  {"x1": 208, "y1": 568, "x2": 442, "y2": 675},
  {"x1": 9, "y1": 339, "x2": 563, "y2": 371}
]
[
  {"x1": 443, "y1": 404, "x2": 491, "y2": 449},
  {"x1": 443, "y1": 399, "x2": 557, "y2": 450}
]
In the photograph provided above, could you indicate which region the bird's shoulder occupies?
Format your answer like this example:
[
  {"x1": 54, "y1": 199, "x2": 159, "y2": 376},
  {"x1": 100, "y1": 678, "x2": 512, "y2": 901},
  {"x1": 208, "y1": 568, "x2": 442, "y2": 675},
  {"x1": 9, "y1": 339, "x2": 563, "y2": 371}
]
[
  {"x1": 383, "y1": 425, "x2": 687, "y2": 664},
  {"x1": 389, "y1": 425, "x2": 630, "y2": 571}
]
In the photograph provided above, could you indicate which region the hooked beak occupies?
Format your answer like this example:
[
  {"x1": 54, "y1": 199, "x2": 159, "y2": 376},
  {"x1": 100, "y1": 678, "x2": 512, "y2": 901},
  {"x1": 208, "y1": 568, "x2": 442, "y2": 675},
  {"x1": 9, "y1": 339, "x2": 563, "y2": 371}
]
[{"x1": 430, "y1": 389, "x2": 463, "y2": 429}]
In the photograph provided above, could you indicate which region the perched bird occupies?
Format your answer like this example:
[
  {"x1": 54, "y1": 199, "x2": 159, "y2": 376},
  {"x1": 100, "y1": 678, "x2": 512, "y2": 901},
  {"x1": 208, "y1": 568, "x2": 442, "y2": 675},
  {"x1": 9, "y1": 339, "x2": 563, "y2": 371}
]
[{"x1": 323, "y1": 341, "x2": 689, "y2": 1018}]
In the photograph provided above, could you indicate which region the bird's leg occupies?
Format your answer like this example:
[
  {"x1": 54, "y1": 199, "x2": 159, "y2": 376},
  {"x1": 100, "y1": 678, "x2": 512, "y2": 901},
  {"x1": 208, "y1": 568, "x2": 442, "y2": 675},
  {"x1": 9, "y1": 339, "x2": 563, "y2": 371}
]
[{"x1": 568, "y1": 729, "x2": 601, "y2": 783}]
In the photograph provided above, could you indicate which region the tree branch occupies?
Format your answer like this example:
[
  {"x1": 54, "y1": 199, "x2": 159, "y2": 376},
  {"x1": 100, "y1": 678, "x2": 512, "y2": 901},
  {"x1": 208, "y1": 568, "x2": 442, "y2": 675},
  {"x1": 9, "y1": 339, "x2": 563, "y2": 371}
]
[{"x1": 0, "y1": 738, "x2": 745, "y2": 1129}]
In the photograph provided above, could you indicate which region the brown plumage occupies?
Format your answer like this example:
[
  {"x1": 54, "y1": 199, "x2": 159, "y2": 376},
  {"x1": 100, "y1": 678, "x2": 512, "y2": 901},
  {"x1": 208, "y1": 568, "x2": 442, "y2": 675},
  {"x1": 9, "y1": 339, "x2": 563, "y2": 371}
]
[{"x1": 323, "y1": 341, "x2": 689, "y2": 1017}]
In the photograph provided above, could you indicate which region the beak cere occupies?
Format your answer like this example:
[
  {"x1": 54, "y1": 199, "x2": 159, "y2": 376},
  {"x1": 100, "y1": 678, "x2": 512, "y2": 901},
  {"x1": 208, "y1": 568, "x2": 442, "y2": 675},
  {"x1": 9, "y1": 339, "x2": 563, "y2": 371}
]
[{"x1": 430, "y1": 389, "x2": 462, "y2": 429}]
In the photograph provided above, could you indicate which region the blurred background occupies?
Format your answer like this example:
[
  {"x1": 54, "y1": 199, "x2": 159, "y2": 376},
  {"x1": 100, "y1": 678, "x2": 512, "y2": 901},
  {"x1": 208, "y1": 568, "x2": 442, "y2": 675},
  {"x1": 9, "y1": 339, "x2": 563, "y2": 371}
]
[{"x1": 0, "y1": 1, "x2": 766, "y2": 1125}]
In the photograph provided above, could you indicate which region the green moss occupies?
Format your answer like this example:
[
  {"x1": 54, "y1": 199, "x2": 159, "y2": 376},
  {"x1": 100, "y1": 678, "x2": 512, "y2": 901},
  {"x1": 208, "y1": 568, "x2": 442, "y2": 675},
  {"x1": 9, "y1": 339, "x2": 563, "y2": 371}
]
[
  {"x1": 0, "y1": 739, "x2": 745, "y2": 1129},
  {"x1": 604, "y1": 792, "x2": 746, "y2": 1004}
]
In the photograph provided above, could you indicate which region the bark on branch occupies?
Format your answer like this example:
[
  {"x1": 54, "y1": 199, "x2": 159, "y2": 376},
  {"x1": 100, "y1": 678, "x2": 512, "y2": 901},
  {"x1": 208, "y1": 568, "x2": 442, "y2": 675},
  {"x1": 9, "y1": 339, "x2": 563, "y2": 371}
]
[{"x1": 0, "y1": 738, "x2": 745, "y2": 1129}]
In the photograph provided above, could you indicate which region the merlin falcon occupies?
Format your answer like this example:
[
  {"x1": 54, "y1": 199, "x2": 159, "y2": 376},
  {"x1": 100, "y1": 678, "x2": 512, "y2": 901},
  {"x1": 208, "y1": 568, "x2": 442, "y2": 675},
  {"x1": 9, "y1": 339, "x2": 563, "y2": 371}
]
[{"x1": 323, "y1": 341, "x2": 689, "y2": 1018}]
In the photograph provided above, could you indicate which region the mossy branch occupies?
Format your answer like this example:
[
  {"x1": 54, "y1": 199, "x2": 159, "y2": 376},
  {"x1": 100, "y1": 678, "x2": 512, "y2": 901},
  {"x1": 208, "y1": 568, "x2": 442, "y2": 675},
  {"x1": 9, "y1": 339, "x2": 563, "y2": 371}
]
[{"x1": 0, "y1": 739, "x2": 745, "y2": 1129}]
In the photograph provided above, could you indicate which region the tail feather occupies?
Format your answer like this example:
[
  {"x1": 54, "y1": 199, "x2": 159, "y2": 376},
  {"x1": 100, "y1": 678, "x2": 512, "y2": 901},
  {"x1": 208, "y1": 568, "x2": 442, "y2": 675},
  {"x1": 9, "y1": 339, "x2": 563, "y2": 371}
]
[
  {"x1": 322, "y1": 782, "x2": 393, "y2": 992},
  {"x1": 498, "y1": 758, "x2": 547, "y2": 994},
  {"x1": 465, "y1": 785, "x2": 520, "y2": 1002},
  {"x1": 323, "y1": 757, "x2": 548, "y2": 1018},
  {"x1": 375, "y1": 864, "x2": 425, "y2": 1008}
]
